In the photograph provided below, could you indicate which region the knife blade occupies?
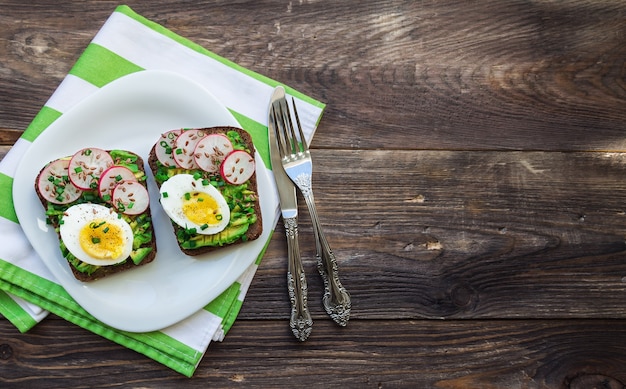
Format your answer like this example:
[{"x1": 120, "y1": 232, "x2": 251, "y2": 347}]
[{"x1": 268, "y1": 86, "x2": 312, "y2": 341}]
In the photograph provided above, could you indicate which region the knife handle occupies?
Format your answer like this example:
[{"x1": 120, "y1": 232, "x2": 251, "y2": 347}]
[
  {"x1": 302, "y1": 190, "x2": 351, "y2": 327},
  {"x1": 283, "y1": 216, "x2": 313, "y2": 341}
]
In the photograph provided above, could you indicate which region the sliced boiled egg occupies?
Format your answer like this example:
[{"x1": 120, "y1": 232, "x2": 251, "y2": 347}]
[
  {"x1": 159, "y1": 174, "x2": 230, "y2": 235},
  {"x1": 60, "y1": 203, "x2": 134, "y2": 266}
]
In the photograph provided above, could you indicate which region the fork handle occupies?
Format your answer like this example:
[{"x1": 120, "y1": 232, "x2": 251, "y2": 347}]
[
  {"x1": 283, "y1": 216, "x2": 313, "y2": 341},
  {"x1": 301, "y1": 191, "x2": 352, "y2": 326}
]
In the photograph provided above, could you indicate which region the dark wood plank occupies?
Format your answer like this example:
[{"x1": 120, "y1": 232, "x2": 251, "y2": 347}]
[
  {"x1": 0, "y1": 146, "x2": 10, "y2": 161},
  {"x1": 2, "y1": 317, "x2": 626, "y2": 388},
  {"x1": 241, "y1": 150, "x2": 626, "y2": 320},
  {"x1": 1, "y1": 1, "x2": 625, "y2": 151},
  {"x1": 0, "y1": 130, "x2": 20, "y2": 146}
]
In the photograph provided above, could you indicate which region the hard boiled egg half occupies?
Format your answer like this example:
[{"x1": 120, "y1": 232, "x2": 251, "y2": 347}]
[
  {"x1": 60, "y1": 203, "x2": 134, "y2": 266},
  {"x1": 159, "y1": 174, "x2": 230, "y2": 235}
]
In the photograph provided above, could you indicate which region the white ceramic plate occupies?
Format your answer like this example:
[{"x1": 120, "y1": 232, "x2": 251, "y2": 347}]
[{"x1": 13, "y1": 70, "x2": 276, "y2": 332}]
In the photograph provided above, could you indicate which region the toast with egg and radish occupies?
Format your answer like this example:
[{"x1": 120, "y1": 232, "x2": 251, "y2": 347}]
[
  {"x1": 35, "y1": 148, "x2": 156, "y2": 282},
  {"x1": 148, "y1": 126, "x2": 262, "y2": 256}
]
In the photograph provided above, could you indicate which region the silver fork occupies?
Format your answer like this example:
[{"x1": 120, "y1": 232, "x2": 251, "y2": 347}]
[{"x1": 273, "y1": 94, "x2": 351, "y2": 326}]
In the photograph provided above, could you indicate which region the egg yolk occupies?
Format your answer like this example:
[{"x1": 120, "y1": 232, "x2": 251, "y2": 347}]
[
  {"x1": 182, "y1": 192, "x2": 224, "y2": 227},
  {"x1": 79, "y1": 220, "x2": 125, "y2": 260}
]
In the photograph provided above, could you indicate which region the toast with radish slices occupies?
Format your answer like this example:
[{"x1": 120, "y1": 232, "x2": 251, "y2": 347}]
[
  {"x1": 148, "y1": 126, "x2": 263, "y2": 256},
  {"x1": 35, "y1": 148, "x2": 157, "y2": 282}
]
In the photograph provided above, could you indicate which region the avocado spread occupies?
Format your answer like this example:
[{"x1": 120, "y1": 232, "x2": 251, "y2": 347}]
[{"x1": 154, "y1": 130, "x2": 259, "y2": 249}]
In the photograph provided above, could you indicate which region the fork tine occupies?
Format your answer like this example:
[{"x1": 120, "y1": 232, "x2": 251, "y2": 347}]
[
  {"x1": 291, "y1": 97, "x2": 308, "y2": 151},
  {"x1": 280, "y1": 98, "x2": 300, "y2": 154}
]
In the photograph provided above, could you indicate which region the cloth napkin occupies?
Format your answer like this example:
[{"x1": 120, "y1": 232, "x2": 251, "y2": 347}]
[{"x1": 0, "y1": 5, "x2": 324, "y2": 377}]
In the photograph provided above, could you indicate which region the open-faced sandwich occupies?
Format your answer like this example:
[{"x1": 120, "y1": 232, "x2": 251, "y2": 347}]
[
  {"x1": 148, "y1": 126, "x2": 262, "y2": 256},
  {"x1": 35, "y1": 148, "x2": 156, "y2": 282}
]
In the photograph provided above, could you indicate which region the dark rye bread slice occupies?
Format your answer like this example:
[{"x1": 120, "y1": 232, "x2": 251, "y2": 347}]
[
  {"x1": 35, "y1": 151, "x2": 157, "y2": 282},
  {"x1": 148, "y1": 126, "x2": 263, "y2": 256}
]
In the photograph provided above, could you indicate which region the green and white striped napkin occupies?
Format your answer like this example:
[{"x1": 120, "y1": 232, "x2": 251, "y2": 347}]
[{"x1": 0, "y1": 5, "x2": 324, "y2": 376}]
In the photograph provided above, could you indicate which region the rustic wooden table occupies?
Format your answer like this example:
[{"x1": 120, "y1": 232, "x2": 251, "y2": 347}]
[{"x1": 2, "y1": 1, "x2": 626, "y2": 387}]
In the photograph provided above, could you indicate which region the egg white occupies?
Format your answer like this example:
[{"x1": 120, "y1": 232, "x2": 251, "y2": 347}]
[
  {"x1": 60, "y1": 203, "x2": 133, "y2": 266},
  {"x1": 159, "y1": 174, "x2": 230, "y2": 235}
]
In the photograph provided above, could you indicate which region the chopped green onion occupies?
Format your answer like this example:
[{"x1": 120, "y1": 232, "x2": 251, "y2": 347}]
[
  {"x1": 200, "y1": 223, "x2": 208, "y2": 230},
  {"x1": 89, "y1": 221, "x2": 106, "y2": 229},
  {"x1": 216, "y1": 214, "x2": 223, "y2": 221},
  {"x1": 91, "y1": 237, "x2": 101, "y2": 244},
  {"x1": 162, "y1": 192, "x2": 169, "y2": 198},
  {"x1": 193, "y1": 172, "x2": 202, "y2": 180},
  {"x1": 184, "y1": 192, "x2": 191, "y2": 201},
  {"x1": 74, "y1": 166, "x2": 83, "y2": 173},
  {"x1": 115, "y1": 174, "x2": 123, "y2": 182},
  {"x1": 102, "y1": 194, "x2": 111, "y2": 202},
  {"x1": 175, "y1": 148, "x2": 183, "y2": 155},
  {"x1": 103, "y1": 226, "x2": 110, "y2": 233}
]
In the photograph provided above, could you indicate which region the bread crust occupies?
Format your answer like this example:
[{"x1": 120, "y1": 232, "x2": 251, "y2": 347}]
[
  {"x1": 35, "y1": 151, "x2": 157, "y2": 282},
  {"x1": 148, "y1": 126, "x2": 263, "y2": 256}
]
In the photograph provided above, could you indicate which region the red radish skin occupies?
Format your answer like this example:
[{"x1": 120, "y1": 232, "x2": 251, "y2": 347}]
[
  {"x1": 68, "y1": 148, "x2": 114, "y2": 190},
  {"x1": 112, "y1": 180, "x2": 150, "y2": 215},
  {"x1": 155, "y1": 129, "x2": 183, "y2": 167},
  {"x1": 98, "y1": 165, "x2": 138, "y2": 202},
  {"x1": 194, "y1": 133, "x2": 234, "y2": 173},
  {"x1": 37, "y1": 159, "x2": 83, "y2": 204},
  {"x1": 172, "y1": 129, "x2": 206, "y2": 169},
  {"x1": 220, "y1": 150, "x2": 255, "y2": 184}
]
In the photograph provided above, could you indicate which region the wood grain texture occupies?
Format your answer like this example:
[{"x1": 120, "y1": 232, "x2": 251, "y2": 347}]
[
  {"x1": 244, "y1": 150, "x2": 626, "y2": 321},
  {"x1": 1, "y1": 0, "x2": 626, "y2": 387},
  {"x1": 1, "y1": 1, "x2": 625, "y2": 151},
  {"x1": 2, "y1": 318, "x2": 626, "y2": 388}
]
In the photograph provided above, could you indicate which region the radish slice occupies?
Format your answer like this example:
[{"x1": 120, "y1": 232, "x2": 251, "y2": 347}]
[
  {"x1": 155, "y1": 129, "x2": 183, "y2": 167},
  {"x1": 98, "y1": 165, "x2": 137, "y2": 202},
  {"x1": 68, "y1": 148, "x2": 114, "y2": 190},
  {"x1": 37, "y1": 159, "x2": 83, "y2": 204},
  {"x1": 172, "y1": 129, "x2": 206, "y2": 169},
  {"x1": 112, "y1": 181, "x2": 150, "y2": 215},
  {"x1": 194, "y1": 133, "x2": 234, "y2": 173},
  {"x1": 220, "y1": 150, "x2": 256, "y2": 184}
]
